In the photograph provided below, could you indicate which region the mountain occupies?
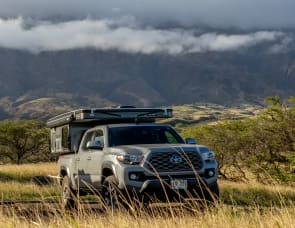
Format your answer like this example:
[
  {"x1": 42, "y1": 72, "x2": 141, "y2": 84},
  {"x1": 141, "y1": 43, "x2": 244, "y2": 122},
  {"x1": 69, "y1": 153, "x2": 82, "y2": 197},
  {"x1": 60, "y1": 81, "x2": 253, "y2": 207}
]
[{"x1": 0, "y1": 43, "x2": 295, "y2": 120}]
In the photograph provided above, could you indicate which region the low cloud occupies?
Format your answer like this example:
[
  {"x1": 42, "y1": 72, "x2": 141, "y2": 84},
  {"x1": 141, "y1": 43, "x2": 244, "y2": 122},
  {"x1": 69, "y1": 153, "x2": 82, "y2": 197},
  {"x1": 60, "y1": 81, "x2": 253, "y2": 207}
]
[
  {"x1": 0, "y1": 18, "x2": 288, "y2": 55},
  {"x1": 269, "y1": 36, "x2": 294, "y2": 54}
]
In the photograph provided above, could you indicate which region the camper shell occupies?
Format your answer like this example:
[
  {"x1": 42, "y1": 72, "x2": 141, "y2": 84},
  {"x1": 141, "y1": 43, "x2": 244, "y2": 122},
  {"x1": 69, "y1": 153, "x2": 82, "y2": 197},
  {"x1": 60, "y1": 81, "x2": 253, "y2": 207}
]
[{"x1": 47, "y1": 107, "x2": 173, "y2": 154}]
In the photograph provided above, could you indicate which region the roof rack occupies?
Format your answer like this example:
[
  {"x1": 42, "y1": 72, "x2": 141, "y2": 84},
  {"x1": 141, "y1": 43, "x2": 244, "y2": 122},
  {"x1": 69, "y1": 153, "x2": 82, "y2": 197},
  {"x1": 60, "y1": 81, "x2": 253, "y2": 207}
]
[{"x1": 46, "y1": 107, "x2": 173, "y2": 128}]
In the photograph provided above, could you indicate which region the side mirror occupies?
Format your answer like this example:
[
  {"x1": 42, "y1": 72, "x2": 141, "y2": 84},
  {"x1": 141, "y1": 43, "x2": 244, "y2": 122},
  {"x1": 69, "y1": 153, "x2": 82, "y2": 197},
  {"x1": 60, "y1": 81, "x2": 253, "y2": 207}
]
[
  {"x1": 86, "y1": 140, "x2": 103, "y2": 150},
  {"x1": 73, "y1": 144, "x2": 79, "y2": 153},
  {"x1": 185, "y1": 137, "x2": 197, "y2": 144}
]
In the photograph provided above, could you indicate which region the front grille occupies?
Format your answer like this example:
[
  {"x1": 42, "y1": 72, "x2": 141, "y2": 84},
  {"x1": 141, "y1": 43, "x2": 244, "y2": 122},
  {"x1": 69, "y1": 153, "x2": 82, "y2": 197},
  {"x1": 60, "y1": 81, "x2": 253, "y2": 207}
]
[{"x1": 145, "y1": 151, "x2": 203, "y2": 173}]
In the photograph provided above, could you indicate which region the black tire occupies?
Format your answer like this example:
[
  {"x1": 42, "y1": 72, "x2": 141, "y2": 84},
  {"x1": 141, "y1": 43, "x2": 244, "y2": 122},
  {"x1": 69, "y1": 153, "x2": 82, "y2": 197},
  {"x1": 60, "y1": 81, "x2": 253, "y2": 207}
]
[
  {"x1": 187, "y1": 181, "x2": 219, "y2": 208},
  {"x1": 102, "y1": 175, "x2": 127, "y2": 210},
  {"x1": 204, "y1": 182, "x2": 219, "y2": 203},
  {"x1": 61, "y1": 176, "x2": 77, "y2": 210}
]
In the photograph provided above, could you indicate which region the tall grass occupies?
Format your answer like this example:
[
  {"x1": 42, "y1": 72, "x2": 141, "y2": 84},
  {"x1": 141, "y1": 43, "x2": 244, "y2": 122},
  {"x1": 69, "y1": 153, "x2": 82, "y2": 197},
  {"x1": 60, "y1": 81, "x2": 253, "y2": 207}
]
[
  {"x1": 0, "y1": 182, "x2": 60, "y2": 201},
  {"x1": 0, "y1": 163, "x2": 60, "y2": 201},
  {"x1": 220, "y1": 180, "x2": 295, "y2": 207},
  {"x1": 0, "y1": 162, "x2": 295, "y2": 227},
  {"x1": 0, "y1": 203, "x2": 294, "y2": 227}
]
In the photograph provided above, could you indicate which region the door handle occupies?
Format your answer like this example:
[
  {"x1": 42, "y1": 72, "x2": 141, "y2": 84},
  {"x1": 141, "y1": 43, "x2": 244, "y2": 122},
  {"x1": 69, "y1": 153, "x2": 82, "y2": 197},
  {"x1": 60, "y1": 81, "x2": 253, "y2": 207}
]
[{"x1": 87, "y1": 156, "x2": 92, "y2": 160}]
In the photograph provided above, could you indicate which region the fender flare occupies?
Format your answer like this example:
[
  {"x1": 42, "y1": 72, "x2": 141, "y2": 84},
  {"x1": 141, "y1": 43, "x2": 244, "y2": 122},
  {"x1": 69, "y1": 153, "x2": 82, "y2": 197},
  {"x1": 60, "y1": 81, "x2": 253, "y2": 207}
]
[{"x1": 102, "y1": 162, "x2": 117, "y2": 180}]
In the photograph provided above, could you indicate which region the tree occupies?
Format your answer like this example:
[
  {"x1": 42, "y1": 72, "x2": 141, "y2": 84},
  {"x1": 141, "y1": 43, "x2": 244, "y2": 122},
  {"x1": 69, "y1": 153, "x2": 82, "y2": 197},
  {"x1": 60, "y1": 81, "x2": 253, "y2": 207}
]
[
  {"x1": 181, "y1": 95, "x2": 295, "y2": 182},
  {"x1": 248, "y1": 96, "x2": 295, "y2": 181},
  {"x1": 0, "y1": 120, "x2": 50, "y2": 164},
  {"x1": 182, "y1": 120, "x2": 252, "y2": 181}
]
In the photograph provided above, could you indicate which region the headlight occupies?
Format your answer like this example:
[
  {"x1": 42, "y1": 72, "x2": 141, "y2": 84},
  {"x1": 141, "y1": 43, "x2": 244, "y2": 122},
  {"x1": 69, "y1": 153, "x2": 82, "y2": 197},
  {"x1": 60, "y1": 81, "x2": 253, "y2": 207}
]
[
  {"x1": 117, "y1": 154, "x2": 144, "y2": 165},
  {"x1": 201, "y1": 151, "x2": 215, "y2": 161}
]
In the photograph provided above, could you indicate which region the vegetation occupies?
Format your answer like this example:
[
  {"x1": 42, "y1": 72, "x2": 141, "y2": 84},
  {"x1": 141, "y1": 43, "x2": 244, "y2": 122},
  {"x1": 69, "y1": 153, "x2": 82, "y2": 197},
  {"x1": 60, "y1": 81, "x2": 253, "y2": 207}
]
[
  {"x1": 0, "y1": 206, "x2": 294, "y2": 228},
  {"x1": 0, "y1": 163, "x2": 57, "y2": 182},
  {"x1": 0, "y1": 163, "x2": 59, "y2": 201},
  {"x1": 1, "y1": 163, "x2": 294, "y2": 205},
  {"x1": 182, "y1": 96, "x2": 295, "y2": 183},
  {"x1": 0, "y1": 162, "x2": 294, "y2": 228},
  {"x1": 0, "y1": 120, "x2": 52, "y2": 164}
]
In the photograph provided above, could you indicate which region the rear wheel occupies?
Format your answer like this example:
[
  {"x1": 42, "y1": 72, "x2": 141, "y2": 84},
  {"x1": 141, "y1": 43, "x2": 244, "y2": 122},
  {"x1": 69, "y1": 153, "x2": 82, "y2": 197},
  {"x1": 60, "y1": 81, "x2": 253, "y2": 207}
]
[{"x1": 61, "y1": 176, "x2": 77, "y2": 210}]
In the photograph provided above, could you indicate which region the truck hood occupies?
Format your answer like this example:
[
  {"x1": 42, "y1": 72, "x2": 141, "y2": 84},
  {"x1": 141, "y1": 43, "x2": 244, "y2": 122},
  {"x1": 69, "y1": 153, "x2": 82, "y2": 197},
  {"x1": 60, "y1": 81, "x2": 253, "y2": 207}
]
[{"x1": 110, "y1": 144, "x2": 200, "y2": 156}]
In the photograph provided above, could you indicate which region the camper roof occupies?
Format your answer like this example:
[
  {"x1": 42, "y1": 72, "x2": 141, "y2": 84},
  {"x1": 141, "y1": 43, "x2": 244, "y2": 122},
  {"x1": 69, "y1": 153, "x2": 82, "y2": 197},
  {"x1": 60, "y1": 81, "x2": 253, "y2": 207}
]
[{"x1": 46, "y1": 107, "x2": 173, "y2": 128}]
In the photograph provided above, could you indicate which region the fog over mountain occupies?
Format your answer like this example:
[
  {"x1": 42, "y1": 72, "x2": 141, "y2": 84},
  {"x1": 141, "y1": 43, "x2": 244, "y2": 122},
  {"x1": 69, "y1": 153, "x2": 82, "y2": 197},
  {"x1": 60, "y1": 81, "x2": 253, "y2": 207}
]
[
  {"x1": 1, "y1": 1, "x2": 294, "y2": 54},
  {"x1": 0, "y1": 17, "x2": 289, "y2": 54},
  {"x1": 0, "y1": 1, "x2": 294, "y2": 119}
]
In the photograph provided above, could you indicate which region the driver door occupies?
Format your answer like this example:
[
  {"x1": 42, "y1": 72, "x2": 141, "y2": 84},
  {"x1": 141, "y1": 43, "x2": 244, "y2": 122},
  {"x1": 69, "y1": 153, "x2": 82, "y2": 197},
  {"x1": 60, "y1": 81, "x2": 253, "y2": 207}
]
[{"x1": 76, "y1": 129, "x2": 105, "y2": 189}]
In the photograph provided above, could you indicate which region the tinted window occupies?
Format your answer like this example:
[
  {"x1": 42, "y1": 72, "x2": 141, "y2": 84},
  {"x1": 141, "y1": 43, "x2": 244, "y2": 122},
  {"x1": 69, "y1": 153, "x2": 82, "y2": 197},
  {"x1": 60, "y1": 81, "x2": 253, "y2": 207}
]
[{"x1": 109, "y1": 126, "x2": 184, "y2": 146}]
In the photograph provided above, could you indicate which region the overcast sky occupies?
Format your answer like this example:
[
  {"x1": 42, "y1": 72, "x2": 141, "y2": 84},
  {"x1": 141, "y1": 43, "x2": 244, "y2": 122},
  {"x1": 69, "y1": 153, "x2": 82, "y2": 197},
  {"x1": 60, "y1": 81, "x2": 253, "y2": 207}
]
[
  {"x1": 0, "y1": 1, "x2": 294, "y2": 54},
  {"x1": 0, "y1": 0, "x2": 295, "y2": 29}
]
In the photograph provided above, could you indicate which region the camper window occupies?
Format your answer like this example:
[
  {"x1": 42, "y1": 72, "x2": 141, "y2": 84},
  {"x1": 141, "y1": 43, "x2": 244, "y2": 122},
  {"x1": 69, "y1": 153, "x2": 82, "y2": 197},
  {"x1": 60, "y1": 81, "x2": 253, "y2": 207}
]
[{"x1": 62, "y1": 126, "x2": 69, "y2": 149}]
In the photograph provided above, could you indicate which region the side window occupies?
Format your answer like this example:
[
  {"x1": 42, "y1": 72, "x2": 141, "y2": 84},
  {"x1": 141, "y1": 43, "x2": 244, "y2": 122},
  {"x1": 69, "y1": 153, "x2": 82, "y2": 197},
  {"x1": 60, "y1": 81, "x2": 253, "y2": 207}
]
[
  {"x1": 61, "y1": 126, "x2": 69, "y2": 149},
  {"x1": 81, "y1": 129, "x2": 104, "y2": 150},
  {"x1": 165, "y1": 131, "x2": 178, "y2": 144},
  {"x1": 82, "y1": 131, "x2": 94, "y2": 150},
  {"x1": 51, "y1": 130, "x2": 56, "y2": 153},
  {"x1": 93, "y1": 129, "x2": 104, "y2": 146}
]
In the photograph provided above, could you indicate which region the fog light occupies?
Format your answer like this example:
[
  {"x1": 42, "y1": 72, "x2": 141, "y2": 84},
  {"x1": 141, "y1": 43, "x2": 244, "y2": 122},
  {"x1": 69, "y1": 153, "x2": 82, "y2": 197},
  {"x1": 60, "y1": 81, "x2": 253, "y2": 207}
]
[
  {"x1": 208, "y1": 170, "x2": 214, "y2": 177},
  {"x1": 130, "y1": 173, "x2": 138, "y2": 180}
]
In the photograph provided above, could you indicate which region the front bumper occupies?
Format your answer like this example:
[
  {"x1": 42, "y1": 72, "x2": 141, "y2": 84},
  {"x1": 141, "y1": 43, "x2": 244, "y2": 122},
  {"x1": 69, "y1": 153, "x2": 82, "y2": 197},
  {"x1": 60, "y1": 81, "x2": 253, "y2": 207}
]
[
  {"x1": 117, "y1": 165, "x2": 218, "y2": 193},
  {"x1": 138, "y1": 177, "x2": 204, "y2": 193}
]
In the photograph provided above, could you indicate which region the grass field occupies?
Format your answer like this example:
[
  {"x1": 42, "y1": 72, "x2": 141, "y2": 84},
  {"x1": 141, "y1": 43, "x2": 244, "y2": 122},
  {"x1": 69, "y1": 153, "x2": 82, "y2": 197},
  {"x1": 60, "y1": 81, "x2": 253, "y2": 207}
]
[
  {"x1": 162, "y1": 104, "x2": 262, "y2": 126},
  {"x1": 0, "y1": 163, "x2": 295, "y2": 227}
]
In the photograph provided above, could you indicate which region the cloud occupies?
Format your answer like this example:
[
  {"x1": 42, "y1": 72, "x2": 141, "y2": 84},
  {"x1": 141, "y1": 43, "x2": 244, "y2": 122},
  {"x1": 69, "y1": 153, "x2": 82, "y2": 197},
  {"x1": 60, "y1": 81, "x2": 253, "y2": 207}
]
[
  {"x1": 0, "y1": 0, "x2": 295, "y2": 29},
  {"x1": 0, "y1": 17, "x2": 287, "y2": 55},
  {"x1": 269, "y1": 36, "x2": 294, "y2": 54}
]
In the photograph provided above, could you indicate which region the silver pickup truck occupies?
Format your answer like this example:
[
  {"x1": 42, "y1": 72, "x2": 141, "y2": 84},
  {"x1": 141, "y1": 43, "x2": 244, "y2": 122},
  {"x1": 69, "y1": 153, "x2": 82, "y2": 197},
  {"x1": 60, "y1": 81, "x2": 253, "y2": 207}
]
[{"x1": 47, "y1": 107, "x2": 219, "y2": 209}]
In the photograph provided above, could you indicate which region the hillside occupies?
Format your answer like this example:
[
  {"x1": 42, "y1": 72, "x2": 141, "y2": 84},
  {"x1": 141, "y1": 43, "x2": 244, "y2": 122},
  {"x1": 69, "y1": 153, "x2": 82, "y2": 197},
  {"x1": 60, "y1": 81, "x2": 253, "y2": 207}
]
[{"x1": 0, "y1": 43, "x2": 294, "y2": 119}]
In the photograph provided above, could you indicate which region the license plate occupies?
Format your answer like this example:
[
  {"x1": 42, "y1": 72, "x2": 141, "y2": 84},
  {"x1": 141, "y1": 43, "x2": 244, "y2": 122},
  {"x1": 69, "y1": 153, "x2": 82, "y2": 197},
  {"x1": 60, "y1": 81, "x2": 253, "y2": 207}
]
[{"x1": 170, "y1": 179, "x2": 187, "y2": 190}]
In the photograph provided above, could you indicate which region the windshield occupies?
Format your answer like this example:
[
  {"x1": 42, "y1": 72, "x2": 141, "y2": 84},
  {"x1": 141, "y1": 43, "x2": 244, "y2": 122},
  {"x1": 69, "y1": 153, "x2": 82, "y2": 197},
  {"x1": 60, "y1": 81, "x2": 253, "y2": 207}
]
[{"x1": 108, "y1": 125, "x2": 184, "y2": 146}]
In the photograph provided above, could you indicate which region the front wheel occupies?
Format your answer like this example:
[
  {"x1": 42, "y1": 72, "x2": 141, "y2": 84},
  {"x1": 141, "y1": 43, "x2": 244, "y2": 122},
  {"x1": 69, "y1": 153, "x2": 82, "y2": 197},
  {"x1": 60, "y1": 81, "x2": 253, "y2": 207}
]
[
  {"x1": 61, "y1": 176, "x2": 77, "y2": 210},
  {"x1": 187, "y1": 181, "x2": 219, "y2": 207},
  {"x1": 205, "y1": 182, "x2": 219, "y2": 202},
  {"x1": 101, "y1": 176, "x2": 149, "y2": 212},
  {"x1": 102, "y1": 175, "x2": 125, "y2": 210}
]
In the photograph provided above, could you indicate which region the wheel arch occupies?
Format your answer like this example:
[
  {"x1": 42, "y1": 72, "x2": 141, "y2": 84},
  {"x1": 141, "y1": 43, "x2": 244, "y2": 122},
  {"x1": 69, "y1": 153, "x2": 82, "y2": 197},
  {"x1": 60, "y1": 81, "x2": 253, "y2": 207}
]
[{"x1": 102, "y1": 162, "x2": 117, "y2": 183}]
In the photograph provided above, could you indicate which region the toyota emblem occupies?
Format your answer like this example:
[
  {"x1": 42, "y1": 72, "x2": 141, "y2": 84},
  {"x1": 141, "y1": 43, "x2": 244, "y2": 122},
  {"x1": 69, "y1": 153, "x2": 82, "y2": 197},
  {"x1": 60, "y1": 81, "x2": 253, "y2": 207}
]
[{"x1": 169, "y1": 154, "x2": 183, "y2": 164}]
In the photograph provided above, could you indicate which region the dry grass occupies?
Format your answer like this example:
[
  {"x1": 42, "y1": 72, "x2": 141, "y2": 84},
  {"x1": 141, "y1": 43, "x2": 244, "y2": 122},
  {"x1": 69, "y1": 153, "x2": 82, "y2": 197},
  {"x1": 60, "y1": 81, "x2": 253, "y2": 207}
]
[
  {"x1": 220, "y1": 180, "x2": 295, "y2": 207},
  {"x1": 1, "y1": 162, "x2": 295, "y2": 227},
  {"x1": 171, "y1": 104, "x2": 261, "y2": 121},
  {"x1": 0, "y1": 162, "x2": 57, "y2": 177},
  {"x1": 0, "y1": 203, "x2": 294, "y2": 228},
  {"x1": 0, "y1": 181, "x2": 60, "y2": 201},
  {"x1": 0, "y1": 163, "x2": 60, "y2": 200},
  {"x1": 0, "y1": 162, "x2": 57, "y2": 182}
]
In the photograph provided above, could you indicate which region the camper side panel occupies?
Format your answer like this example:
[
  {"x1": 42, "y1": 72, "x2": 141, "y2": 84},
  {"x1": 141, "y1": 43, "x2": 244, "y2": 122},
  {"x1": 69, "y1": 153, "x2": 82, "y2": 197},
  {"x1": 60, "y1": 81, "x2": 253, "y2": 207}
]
[
  {"x1": 50, "y1": 125, "x2": 70, "y2": 153},
  {"x1": 50, "y1": 124, "x2": 91, "y2": 154}
]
